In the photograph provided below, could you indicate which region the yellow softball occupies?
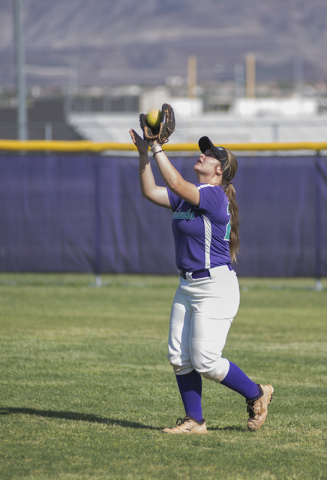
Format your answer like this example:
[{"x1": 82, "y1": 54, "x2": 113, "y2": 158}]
[{"x1": 146, "y1": 109, "x2": 161, "y2": 128}]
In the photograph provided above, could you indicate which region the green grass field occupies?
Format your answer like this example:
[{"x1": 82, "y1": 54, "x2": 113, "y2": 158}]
[{"x1": 0, "y1": 273, "x2": 326, "y2": 480}]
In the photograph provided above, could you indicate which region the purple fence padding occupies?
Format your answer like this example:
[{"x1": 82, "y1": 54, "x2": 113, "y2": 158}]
[{"x1": 0, "y1": 155, "x2": 326, "y2": 276}]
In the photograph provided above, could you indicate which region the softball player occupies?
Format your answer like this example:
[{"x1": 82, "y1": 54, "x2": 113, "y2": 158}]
[{"x1": 129, "y1": 128, "x2": 274, "y2": 434}]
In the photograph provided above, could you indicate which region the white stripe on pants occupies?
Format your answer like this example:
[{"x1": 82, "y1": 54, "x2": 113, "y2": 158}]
[{"x1": 167, "y1": 265, "x2": 240, "y2": 382}]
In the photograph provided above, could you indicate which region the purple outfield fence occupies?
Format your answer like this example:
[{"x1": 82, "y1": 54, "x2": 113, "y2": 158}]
[{"x1": 0, "y1": 155, "x2": 326, "y2": 276}]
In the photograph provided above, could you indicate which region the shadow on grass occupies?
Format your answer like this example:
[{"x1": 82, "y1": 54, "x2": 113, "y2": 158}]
[
  {"x1": 0, "y1": 407, "x2": 160, "y2": 430},
  {"x1": 209, "y1": 425, "x2": 246, "y2": 432}
]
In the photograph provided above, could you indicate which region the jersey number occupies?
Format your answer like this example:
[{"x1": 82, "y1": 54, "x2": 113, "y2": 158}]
[{"x1": 224, "y1": 204, "x2": 231, "y2": 241}]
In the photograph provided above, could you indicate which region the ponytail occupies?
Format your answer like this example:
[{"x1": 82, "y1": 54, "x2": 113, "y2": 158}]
[
  {"x1": 223, "y1": 183, "x2": 240, "y2": 263},
  {"x1": 222, "y1": 149, "x2": 240, "y2": 263}
]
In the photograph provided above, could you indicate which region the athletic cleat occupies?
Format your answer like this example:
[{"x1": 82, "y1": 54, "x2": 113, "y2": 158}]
[
  {"x1": 246, "y1": 384, "x2": 274, "y2": 431},
  {"x1": 162, "y1": 416, "x2": 208, "y2": 434}
]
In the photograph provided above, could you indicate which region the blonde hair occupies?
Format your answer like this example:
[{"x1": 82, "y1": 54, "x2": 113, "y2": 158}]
[{"x1": 221, "y1": 149, "x2": 240, "y2": 263}]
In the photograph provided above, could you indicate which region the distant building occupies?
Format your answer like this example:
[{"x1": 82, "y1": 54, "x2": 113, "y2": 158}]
[
  {"x1": 232, "y1": 97, "x2": 318, "y2": 118},
  {"x1": 0, "y1": 98, "x2": 82, "y2": 140}
]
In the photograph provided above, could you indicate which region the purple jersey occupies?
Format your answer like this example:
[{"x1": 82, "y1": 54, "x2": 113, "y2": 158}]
[{"x1": 167, "y1": 184, "x2": 231, "y2": 271}]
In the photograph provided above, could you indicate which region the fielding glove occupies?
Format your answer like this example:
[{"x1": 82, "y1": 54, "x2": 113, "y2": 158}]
[{"x1": 139, "y1": 103, "x2": 175, "y2": 144}]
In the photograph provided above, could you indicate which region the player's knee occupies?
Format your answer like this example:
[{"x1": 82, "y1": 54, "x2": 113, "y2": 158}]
[
  {"x1": 167, "y1": 351, "x2": 180, "y2": 368},
  {"x1": 167, "y1": 353, "x2": 194, "y2": 375},
  {"x1": 193, "y1": 357, "x2": 229, "y2": 383}
]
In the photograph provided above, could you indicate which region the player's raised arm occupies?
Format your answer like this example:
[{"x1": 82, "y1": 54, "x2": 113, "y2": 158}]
[
  {"x1": 150, "y1": 145, "x2": 200, "y2": 207},
  {"x1": 129, "y1": 128, "x2": 171, "y2": 209},
  {"x1": 138, "y1": 103, "x2": 200, "y2": 207}
]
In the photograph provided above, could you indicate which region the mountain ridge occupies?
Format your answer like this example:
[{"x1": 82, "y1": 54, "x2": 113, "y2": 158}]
[{"x1": 1, "y1": 0, "x2": 327, "y2": 87}]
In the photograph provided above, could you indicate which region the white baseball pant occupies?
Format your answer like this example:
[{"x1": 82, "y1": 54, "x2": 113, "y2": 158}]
[{"x1": 167, "y1": 265, "x2": 240, "y2": 382}]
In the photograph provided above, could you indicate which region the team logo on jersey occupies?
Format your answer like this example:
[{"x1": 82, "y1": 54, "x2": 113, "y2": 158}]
[{"x1": 173, "y1": 208, "x2": 195, "y2": 220}]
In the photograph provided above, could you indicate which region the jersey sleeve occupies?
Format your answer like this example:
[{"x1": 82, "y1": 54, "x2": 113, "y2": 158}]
[
  {"x1": 198, "y1": 185, "x2": 225, "y2": 215},
  {"x1": 167, "y1": 188, "x2": 183, "y2": 212}
]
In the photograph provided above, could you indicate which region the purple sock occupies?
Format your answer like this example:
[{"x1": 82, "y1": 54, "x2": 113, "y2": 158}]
[
  {"x1": 176, "y1": 370, "x2": 203, "y2": 422},
  {"x1": 221, "y1": 362, "x2": 260, "y2": 401}
]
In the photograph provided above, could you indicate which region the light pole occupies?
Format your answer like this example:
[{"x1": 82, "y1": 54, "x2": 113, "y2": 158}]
[{"x1": 14, "y1": 0, "x2": 28, "y2": 140}]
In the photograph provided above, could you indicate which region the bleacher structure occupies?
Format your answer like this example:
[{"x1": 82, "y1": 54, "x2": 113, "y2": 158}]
[{"x1": 66, "y1": 112, "x2": 327, "y2": 146}]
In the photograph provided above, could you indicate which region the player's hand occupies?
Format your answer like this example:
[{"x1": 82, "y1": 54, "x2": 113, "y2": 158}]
[{"x1": 129, "y1": 129, "x2": 149, "y2": 155}]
